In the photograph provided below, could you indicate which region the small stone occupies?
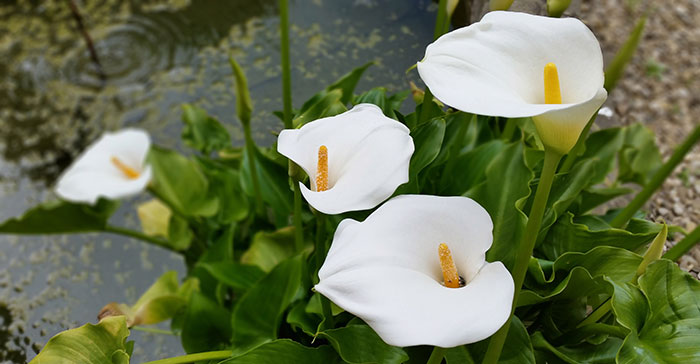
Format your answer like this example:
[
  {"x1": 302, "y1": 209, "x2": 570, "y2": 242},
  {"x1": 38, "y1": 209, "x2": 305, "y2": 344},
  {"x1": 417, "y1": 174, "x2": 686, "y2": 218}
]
[{"x1": 673, "y1": 203, "x2": 684, "y2": 215}]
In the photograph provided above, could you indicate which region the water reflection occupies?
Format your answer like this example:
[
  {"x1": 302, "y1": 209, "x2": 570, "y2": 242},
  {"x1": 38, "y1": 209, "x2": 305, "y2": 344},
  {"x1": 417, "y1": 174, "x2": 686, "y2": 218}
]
[{"x1": 0, "y1": 0, "x2": 435, "y2": 361}]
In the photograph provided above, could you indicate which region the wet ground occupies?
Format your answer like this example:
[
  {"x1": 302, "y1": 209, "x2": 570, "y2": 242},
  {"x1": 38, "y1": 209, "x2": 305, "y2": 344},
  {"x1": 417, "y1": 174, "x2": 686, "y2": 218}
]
[{"x1": 0, "y1": 0, "x2": 435, "y2": 361}]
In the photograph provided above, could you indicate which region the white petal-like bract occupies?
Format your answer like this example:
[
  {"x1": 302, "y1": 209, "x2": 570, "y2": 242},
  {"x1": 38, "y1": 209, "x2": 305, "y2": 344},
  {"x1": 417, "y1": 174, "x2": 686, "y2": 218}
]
[
  {"x1": 417, "y1": 11, "x2": 607, "y2": 154},
  {"x1": 315, "y1": 195, "x2": 514, "y2": 347},
  {"x1": 55, "y1": 128, "x2": 152, "y2": 204},
  {"x1": 277, "y1": 104, "x2": 414, "y2": 214}
]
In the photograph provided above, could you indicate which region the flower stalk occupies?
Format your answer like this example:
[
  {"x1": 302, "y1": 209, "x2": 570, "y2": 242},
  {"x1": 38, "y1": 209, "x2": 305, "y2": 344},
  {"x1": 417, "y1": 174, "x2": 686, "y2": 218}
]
[
  {"x1": 104, "y1": 225, "x2": 173, "y2": 251},
  {"x1": 141, "y1": 350, "x2": 232, "y2": 364},
  {"x1": 279, "y1": 0, "x2": 293, "y2": 130},
  {"x1": 610, "y1": 124, "x2": 700, "y2": 228},
  {"x1": 315, "y1": 213, "x2": 334, "y2": 330},
  {"x1": 482, "y1": 149, "x2": 563, "y2": 364},
  {"x1": 663, "y1": 225, "x2": 700, "y2": 262},
  {"x1": 426, "y1": 346, "x2": 446, "y2": 364}
]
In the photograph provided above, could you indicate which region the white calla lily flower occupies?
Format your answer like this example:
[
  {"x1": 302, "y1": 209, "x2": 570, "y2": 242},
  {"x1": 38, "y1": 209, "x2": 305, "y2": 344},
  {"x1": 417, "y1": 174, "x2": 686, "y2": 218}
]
[
  {"x1": 315, "y1": 195, "x2": 514, "y2": 347},
  {"x1": 417, "y1": 11, "x2": 607, "y2": 155},
  {"x1": 277, "y1": 104, "x2": 414, "y2": 215},
  {"x1": 55, "y1": 128, "x2": 152, "y2": 204}
]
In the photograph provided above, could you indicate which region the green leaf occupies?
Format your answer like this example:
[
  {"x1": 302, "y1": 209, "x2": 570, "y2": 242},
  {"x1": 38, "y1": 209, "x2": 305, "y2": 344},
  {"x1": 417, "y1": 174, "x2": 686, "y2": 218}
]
[
  {"x1": 539, "y1": 213, "x2": 661, "y2": 260},
  {"x1": 219, "y1": 339, "x2": 340, "y2": 364},
  {"x1": 181, "y1": 292, "x2": 231, "y2": 353},
  {"x1": 608, "y1": 280, "x2": 647, "y2": 332},
  {"x1": 231, "y1": 255, "x2": 305, "y2": 353},
  {"x1": 319, "y1": 325, "x2": 408, "y2": 364},
  {"x1": 498, "y1": 316, "x2": 536, "y2": 364},
  {"x1": 520, "y1": 246, "x2": 642, "y2": 307},
  {"x1": 199, "y1": 262, "x2": 265, "y2": 290},
  {"x1": 240, "y1": 227, "x2": 301, "y2": 272},
  {"x1": 396, "y1": 117, "x2": 446, "y2": 193},
  {"x1": 286, "y1": 300, "x2": 321, "y2": 337},
  {"x1": 229, "y1": 56, "x2": 253, "y2": 126},
  {"x1": 181, "y1": 104, "x2": 231, "y2": 154},
  {"x1": 293, "y1": 89, "x2": 346, "y2": 127},
  {"x1": 167, "y1": 214, "x2": 193, "y2": 251},
  {"x1": 325, "y1": 61, "x2": 373, "y2": 104},
  {"x1": 148, "y1": 146, "x2": 219, "y2": 217},
  {"x1": 571, "y1": 187, "x2": 633, "y2": 215},
  {"x1": 469, "y1": 142, "x2": 533, "y2": 269},
  {"x1": 578, "y1": 127, "x2": 626, "y2": 185},
  {"x1": 615, "y1": 260, "x2": 700, "y2": 363},
  {"x1": 0, "y1": 199, "x2": 118, "y2": 234},
  {"x1": 29, "y1": 316, "x2": 130, "y2": 364},
  {"x1": 198, "y1": 158, "x2": 250, "y2": 223},
  {"x1": 604, "y1": 16, "x2": 646, "y2": 92},
  {"x1": 618, "y1": 123, "x2": 662, "y2": 186},
  {"x1": 438, "y1": 140, "x2": 506, "y2": 195},
  {"x1": 353, "y1": 87, "x2": 408, "y2": 119},
  {"x1": 445, "y1": 346, "x2": 475, "y2": 364},
  {"x1": 531, "y1": 332, "x2": 622, "y2": 364},
  {"x1": 240, "y1": 146, "x2": 293, "y2": 218}
]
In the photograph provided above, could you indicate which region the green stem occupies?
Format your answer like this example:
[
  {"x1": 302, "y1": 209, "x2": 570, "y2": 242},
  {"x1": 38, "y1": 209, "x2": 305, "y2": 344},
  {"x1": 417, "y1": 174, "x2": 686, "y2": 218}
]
[
  {"x1": 104, "y1": 225, "x2": 172, "y2": 251},
  {"x1": 131, "y1": 326, "x2": 178, "y2": 336},
  {"x1": 610, "y1": 124, "x2": 700, "y2": 228},
  {"x1": 315, "y1": 213, "x2": 334, "y2": 329},
  {"x1": 559, "y1": 112, "x2": 598, "y2": 173},
  {"x1": 293, "y1": 182, "x2": 304, "y2": 252},
  {"x1": 577, "y1": 299, "x2": 612, "y2": 328},
  {"x1": 482, "y1": 149, "x2": 562, "y2": 364},
  {"x1": 243, "y1": 124, "x2": 264, "y2": 215},
  {"x1": 663, "y1": 225, "x2": 700, "y2": 262},
  {"x1": 141, "y1": 350, "x2": 232, "y2": 364},
  {"x1": 426, "y1": 346, "x2": 446, "y2": 364},
  {"x1": 433, "y1": 0, "x2": 448, "y2": 40},
  {"x1": 501, "y1": 118, "x2": 517, "y2": 141},
  {"x1": 279, "y1": 0, "x2": 293, "y2": 129}
]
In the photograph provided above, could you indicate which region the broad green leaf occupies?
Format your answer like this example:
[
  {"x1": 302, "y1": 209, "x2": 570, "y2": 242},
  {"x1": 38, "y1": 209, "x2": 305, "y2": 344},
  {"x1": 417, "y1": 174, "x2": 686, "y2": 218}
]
[
  {"x1": 219, "y1": 339, "x2": 339, "y2": 364},
  {"x1": 615, "y1": 260, "x2": 700, "y2": 363},
  {"x1": 469, "y1": 142, "x2": 533, "y2": 269},
  {"x1": 539, "y1": 213, "x2": 661, "y2": 260},
  {"x1": 445, "y1": 346, "x2": 475, "y2": 364},
  {"x1": 396, "y1": 117, "x2": 446, "y2": 194},
  {"x1": 181, "y1": 104, "x2": 231, "y2": 154},
  {"x1": 608, "y1": 280, "x2": 647, "y2": 332},
  {"x1": 571, "y1": 187, "x2": 633, "y2": 215},
  {"x1": 167, "y1": 214, "x2": 193, "y2": 251},
  {"x1": 198, "y1": 158, "x2": 249, "y2": 224},
  {"x1": 293, "y1": 89, "x2": 346, "y2": 127},
  {"x1": 229, "y1": 56, "x2": 253, "y2": 126},
  {"x1": 100, "y1": 271, "x2": 197, "y2": 327},
  {"x1": 240, "y1": 145, "x2": 293, "y2": 218},
  {"x1": 438, "y1": 140, "x2": 506, "y2": 195},
  {"x1": 287, "y1": 300, "x2": 321, "y2": 337},
  {"x1": 578, "y1": 127, "x2": 626, "y2": 185},
  {"x1": 430, "y1": 112, "x2": 474, "y2": 168},
  {"x1": 520, "y1": 246, "x2": 642, "y2": 307},
  {"x1": 618, "y1": 123, "x2": 662, "y2": 186},
  {"x1": 240, "y1": 227, "x2": 300, "y2": 272},
  {"x1": 353, "y1": 87, "x2": 409, "y2": 119},
  {"x1": 531, "y1": 332, "x2": 622, "y2": 364},
  {"x1": 319, "y1": 325, "x2": 408, "y2": 364},
  {"x1": 231, "y1": 255, "x2": 305, "y2": 353},
  {"x1": 499, "y1": 316, "x2": 536, "y2": 364},
  {"x1": 181, "y1": 292, "x2": 231, "y2": 353},
  {"x1": 148, "y1": 146, "x2": 218, "y2": 217},
  {"x1": 30, "y1": 316, "x2": 130, "y2": 364},
  {"x1": 0, "y1": 199, "x2": 117, "y2": 234},
  {"x1": 199, "y1": 262, "x2": 265, "y2": 290},
  {"x1": 604, "y1": 16, "x2": 646, "y2": 92},
  {"x1": 325, "y1": 61, "x2": 373, "y2": 104}
]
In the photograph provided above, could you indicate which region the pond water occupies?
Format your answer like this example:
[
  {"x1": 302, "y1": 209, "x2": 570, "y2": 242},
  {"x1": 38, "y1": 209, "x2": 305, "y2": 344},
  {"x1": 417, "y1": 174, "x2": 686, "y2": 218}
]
[{"x1": 0, "y1": 0, "x2": 437, "y2": 361}]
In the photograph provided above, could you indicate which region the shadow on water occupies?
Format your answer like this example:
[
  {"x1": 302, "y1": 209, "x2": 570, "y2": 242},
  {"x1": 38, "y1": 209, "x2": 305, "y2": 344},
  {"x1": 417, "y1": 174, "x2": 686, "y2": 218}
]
[{"x1": 0, "y1": 0, "x2": 274, "y2": 185}]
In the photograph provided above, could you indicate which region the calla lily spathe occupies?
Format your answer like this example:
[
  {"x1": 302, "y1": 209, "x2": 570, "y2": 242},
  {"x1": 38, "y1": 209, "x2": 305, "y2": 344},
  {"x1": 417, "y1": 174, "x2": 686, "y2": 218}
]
[
  {"x1": 417, "y1": 11, "x2": 607, "y2": 155},
  {"x1": 315, "y1": 195, "x2": 514, "y2": 347},
  {"x1": 55, "y1": 128, "x2": 152, "y2": 204},
  {"x1": 277, "y1": 104, "x2": 414, "y2": 215}
]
